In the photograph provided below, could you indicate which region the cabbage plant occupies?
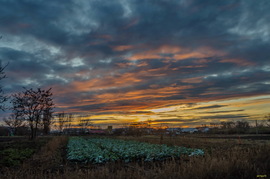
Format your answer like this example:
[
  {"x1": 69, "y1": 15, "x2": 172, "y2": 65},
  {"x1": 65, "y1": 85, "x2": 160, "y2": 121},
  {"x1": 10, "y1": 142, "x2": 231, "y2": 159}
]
[{"x1": 67, "y1": 137, "x2": 204, "y2": 164}]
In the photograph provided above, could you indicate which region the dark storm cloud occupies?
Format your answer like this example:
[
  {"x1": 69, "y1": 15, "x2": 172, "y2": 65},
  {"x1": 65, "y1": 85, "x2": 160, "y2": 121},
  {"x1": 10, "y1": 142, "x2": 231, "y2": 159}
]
[
  {"x1": 0, "y1": 0, "x2": 269, "y2": 119},
  {"x1": 153, "y1": 118, "x2": 199, "y2": 123},
  {"x1": 201, "y1": 114, "x2": 249, "y2": 120},
  {"x1": 118, "y1": 1, "x2": 239, "y2": 46},
  {"x1": 191, "y1": 105, "x2": 227, "y2": 110},
  {"x1": 90, "y1": 118, "x2": 117, "y2": 122},
  {"x1": 202, "y1": 109, "x2": 245, "y2": 114},
  {"x1": 68, "y1": 103, "x2": 108, "y2": 112},
  {"x1": 123, "y1": 111, "x2": 154, "y2": 115}
]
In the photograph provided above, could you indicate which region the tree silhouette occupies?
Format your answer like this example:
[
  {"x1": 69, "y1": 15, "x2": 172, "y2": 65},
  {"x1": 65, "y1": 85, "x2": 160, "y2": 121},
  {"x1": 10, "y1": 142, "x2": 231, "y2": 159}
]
[
  {"x1": 3, "y1": 114, "x2": 25, "y2": 135},
  {"x1": 11, "y1": 88, "x2": 54, "y2": 139},
  {"x1": 65, "y1": 113, "x2": 74, "y2": 130},
  {"x1": 264, "y1": 114, "x2": 270, "y2": 127},
  {"x1": 78, "y1": 115, "x2": 92, "y2": 133},
  {"x1": 42, "y1": 95, "x2": 54, "y2": 135},
  {"x1": 220, "y1": 121, "x2": 235, "y2": 129},
  {"x1": 235, "y1": 120, "x2": 250, "y2": 129},
  {"x1": 55, "y1": 112, "x2": 66, "y2": 132},
  {"x1": 0, "y1": 61, "x2": 8, "y2": 111}
]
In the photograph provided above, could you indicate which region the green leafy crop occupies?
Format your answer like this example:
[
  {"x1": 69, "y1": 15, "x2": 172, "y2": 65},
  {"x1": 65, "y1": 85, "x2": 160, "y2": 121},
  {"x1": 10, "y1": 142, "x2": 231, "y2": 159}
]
[{"x1": 67, "y1": 137, "x2": 204, "y2": 164}]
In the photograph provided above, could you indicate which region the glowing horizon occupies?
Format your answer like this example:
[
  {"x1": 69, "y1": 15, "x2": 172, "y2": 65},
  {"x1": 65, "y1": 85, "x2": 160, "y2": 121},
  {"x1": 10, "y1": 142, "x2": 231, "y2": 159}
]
[{"x1": 0, "y1": 1, "x2": 269, "y2": 128}]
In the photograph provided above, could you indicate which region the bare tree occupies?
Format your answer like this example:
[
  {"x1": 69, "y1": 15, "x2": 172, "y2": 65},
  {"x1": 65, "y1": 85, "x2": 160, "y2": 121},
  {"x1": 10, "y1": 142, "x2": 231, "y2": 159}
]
[
  {"x1": 209, "y1": 123, "x2": 220, "y2": 128},
  {"x1": 11, "y1": 88, "x2": 54, "y2": 139},
  {"x1": 264, "y1": 114, "x2": 270, "y2": 127},
  {"x1": 41, "y1": 90, "x2": 54, "y2": 135},
  {"x1": 220, "y1": 121, "x2": 235, "y2": 129},
  {"x1": 235, "y1": 120, "x2": 250, "y2": 129},
  {"x1": 64, "y1": 113, "x2": 74, "y2": 130},
  {"x1": 78, "y1": 115, "x2": 92, "y2": 133},
  {"x1": 55, "y1": 112, "x2": 66, "y2": 132},
  {"x1": 54, "y1": 112, "x2": 75, "y2": 135},
  {"x1": 3, "y1": 114, "x2": 25, "y2": 135},
  {"x1": 0, "y1": 61, "x2": 8, "y2": 111}
]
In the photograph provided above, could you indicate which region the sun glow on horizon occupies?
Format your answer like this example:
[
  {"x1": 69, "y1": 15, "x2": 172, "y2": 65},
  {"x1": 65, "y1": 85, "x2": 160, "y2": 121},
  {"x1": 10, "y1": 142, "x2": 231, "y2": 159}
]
[{"x1": 54, "y1": 94, "x2": 270, "y2": 129}]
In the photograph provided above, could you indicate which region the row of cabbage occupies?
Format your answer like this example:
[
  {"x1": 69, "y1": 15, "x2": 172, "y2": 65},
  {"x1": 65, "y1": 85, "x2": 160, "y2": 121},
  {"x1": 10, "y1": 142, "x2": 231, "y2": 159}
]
[{"x1": 67, "y1": 137, "x2": 204, "y2": 164}]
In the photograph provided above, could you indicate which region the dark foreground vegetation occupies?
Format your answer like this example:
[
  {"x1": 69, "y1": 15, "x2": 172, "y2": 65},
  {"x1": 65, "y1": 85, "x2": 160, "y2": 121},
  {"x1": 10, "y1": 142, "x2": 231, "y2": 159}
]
[
  {"x1": 0, "y1": 134, "x2": 269, "y2": 179},
  {"x1": 0, "y1": 137, "x2": 51, "y2": 167}
]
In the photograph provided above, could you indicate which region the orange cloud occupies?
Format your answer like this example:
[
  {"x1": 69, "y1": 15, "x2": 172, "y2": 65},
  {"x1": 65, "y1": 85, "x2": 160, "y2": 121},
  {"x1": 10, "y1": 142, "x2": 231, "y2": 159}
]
[
  {"x1": 52, "y1": 65, "x2": 171, "y2": 98},
  {"x1": 95, "y1": 34, "x2": 113, "y2": 40},
  {"x1": 126, "y1": 45, "x2": 224, "y2": 61},
  {"x1": 181, "y1": 77, "x2": 203, "y2": 84},
  {"x1": 61, "y1": 84, "x2": 194, "y2": 113},
  {"x1": 112, "y1": 45, "x2": 134, "y2": 51},
  {"x1": 136, "y1": 61, "x2": 148, "y2": 67},
  {"x1": 93, "y1": 85, "x2": 192, "y2": 105},
  {"x1": 72, "y1": 73, "x2": 142, "y2": 92},
  {"x1": 126, "y1": 45, "x2": 181, "y2": 60},
  {"x1": 220, "y1": 58, "x2": 255, "y2": 66}
]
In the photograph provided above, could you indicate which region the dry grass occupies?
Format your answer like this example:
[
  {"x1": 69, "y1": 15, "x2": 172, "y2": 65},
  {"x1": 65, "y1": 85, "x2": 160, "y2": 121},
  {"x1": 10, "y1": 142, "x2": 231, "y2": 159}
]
[
  {"x1": 1, "y1": 135, "x2": 270, "y2": 179},
  {"x1": 1, "y1": 136, "x2": 68, "y2": 179}
]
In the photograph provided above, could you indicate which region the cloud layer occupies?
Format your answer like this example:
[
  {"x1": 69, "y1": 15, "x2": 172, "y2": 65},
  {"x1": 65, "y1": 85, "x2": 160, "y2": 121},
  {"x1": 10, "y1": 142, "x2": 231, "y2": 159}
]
[{"x1": 0, "y1": 0, "x2": 269, "y2": 126}]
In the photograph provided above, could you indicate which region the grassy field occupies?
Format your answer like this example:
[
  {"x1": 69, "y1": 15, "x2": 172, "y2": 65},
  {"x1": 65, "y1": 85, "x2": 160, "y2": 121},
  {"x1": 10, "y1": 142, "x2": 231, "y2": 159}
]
[
  {"x1": 0, "y1": 136, "x2": 51, "y2": 168},
  {"x1": 0, "y1": 134, "x2": 269, "y2": 179}
]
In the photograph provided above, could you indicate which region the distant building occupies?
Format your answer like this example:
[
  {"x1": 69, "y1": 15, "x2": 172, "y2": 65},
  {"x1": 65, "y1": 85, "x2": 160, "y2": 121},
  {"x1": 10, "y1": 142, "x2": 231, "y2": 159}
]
[
  {"x1": 63, "y1": 128, "x2": 89, "y2": 135},
  {"x1": 89, "y1": 129, "x2": 106, "y2": 134},
  {"x1": 112, "y1": 128, "x2": 128, "y2": 135},
  {"x1": 196, "y1": 127, "x2": 210, "y2": 133},
  {"x1": 62, "y1": 128, "x2": 106, "y2": 135},
  {"x1": 181, "y1": 128, "x2": 198, "y2": 133},
  {"x1": 50, "y1": 130, "x2": 62, "y2": 135},
  {"x1": 166, "y1": 128, "x2": 181, "y2": 135}
]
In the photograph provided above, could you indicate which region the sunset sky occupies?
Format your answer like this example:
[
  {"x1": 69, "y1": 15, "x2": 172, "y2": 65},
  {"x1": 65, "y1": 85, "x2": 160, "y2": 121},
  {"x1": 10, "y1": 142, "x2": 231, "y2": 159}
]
[{"x1": 0, "y1": 0, "x2": 269, "y2": 128}]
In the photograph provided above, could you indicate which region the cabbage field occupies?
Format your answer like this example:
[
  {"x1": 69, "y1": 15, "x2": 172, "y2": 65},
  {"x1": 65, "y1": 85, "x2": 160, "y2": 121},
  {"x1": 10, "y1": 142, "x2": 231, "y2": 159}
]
[{"x1": 67, "y1": 137, "x2": 204, "y2": 164}]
